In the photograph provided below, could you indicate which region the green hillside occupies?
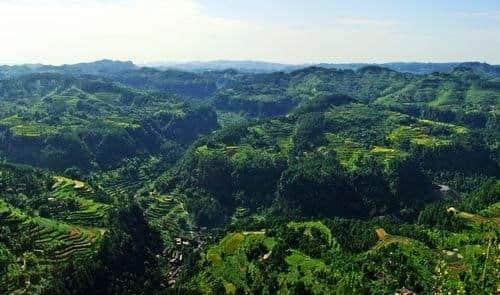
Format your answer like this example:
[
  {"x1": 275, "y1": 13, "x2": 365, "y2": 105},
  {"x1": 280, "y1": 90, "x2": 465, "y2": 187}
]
[
  {"x1": 0, "y1": 73, "x2": 218, "y2": 171},
  {"x1": 0, "y1": 64, "x2": 497, "y2": 294}
]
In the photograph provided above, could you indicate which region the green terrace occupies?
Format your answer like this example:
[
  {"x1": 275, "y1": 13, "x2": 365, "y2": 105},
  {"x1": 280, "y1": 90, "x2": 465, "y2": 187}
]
[
  {"x1": 197, "y1": 231, "x2": 275, "y2": 294},
  {"x1": 98, "y1": 165, "x2": 151, "y2": 200},
  {"x1": 195, "y1": 103, "x2": 472, "y2": 170},
  {"x1": 0, "y1": 200, "x2": 101, "y2": 263},
  {"x1": 388, "y1": 117, "x2": 468, "y2": 148},
  {"x1": 247, "y1": 119, "x2": 295, "y2": 143},
  {"x1": 197, "y1": 119, "x2": 295, "y2": 157},
  {"x1": 0, "y1": 115, "x2": 59, "y2": 138},
  {"x1": 388, "y1": 126, "x2": 452, "y2": 147},
  {"x1": 322, "y1": 133, "x2": 407, "y2": 167},
  {"x1": 0, "y1": 79, "x2": 218, "y2": 170},
  {"x1": 417, "y1": 119, "x2": 468, "y2": 134},
  {"x1": 102, "y1": 116, "x2": 142, "y2": 130},
  {"x1": 325, "y1": 103, "x2": 469, "y2": 149},
  {"x1": 373, "y1": 72, "x2": 500, "y2": 112},
  {"x1": 49, "y1": 176, "x2": 110, "y2": 227},
  {"x1": 0, "y1": 200, "x2": 102, "y2": 293},
  {"x1": 216, "y1": 111, "x2": 249, "y2": 128},
  {"x1": 0, "y1": 86, "x2": 190, "y2": 138},
  {"x1": 144, "y1": 192, "x2": 193, "y2": 245},
  {"x1": 324, "y1": 104, "x2": 413, "y2": 145},
  {"x1": 195, "y1": 144, "x2": 288, "y2": 167}
]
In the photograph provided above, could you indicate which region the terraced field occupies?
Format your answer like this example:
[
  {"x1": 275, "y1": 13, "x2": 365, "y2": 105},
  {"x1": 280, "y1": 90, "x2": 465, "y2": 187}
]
[
  {"x1": 0, "y1": 200, "x2": 101, "y2": 263},
  {"x1": 49, "y1": 177, "x2": 110, "y2": 227},
  {"x1": 323, "y1": 133, "x2": 406, "y2": 167},
  {"x1": 144, "y1": 193, "x2": 193, "y2": 244},
  {"x1": 389, "y1": 125, "x2": 453, "y2": 147},
  {"x1": 0, "y1": 200, "x2": 102, "y2": 294},
  {"x1": 323, "y1": 134, "x2": 367, "y2": 165},
  {"x1": 100, "y1": 171, "x2": 149, "y2": 200},
  {"x1": 0, "y1": 115, "x2": 56, "y2": 138},
  {"x1": 372, "y1": 204, "x2": 499, "y2": 286},
  {"x1": 199, "y1": 231, "x2": 276, "y2": 293},
  {"x1": 247, "y1": 119, "x2": 295, "y2": 144}
]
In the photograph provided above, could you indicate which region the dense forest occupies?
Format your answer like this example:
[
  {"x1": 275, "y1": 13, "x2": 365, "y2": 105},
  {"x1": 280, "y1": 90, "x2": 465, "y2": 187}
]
[{"x1": 0, "y1": 60, "x2": 498, "y2": 294}]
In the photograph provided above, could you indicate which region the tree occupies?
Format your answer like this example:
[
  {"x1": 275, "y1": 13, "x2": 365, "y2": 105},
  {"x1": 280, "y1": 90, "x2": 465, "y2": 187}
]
[
  {"x1": 278, "y1": 152, "x2": 363, "y2": 217},
  {"x1": 93, "y1": 203, "x2": 164, "y2": 294},
  {"x1": 291, "y1": 112, "x2": 326, "y2": 155}
]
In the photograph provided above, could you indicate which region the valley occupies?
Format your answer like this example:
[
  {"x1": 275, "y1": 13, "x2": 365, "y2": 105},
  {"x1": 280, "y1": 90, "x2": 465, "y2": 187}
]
[{"x1": 0, "y1": 60, "x2": 498, "y2": 294}]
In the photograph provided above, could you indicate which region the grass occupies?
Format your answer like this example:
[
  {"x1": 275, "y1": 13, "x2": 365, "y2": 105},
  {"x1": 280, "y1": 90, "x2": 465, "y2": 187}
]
[
  {"x1": 53, "y1": 176, "x2": 85, "y2": 189},
  {"x1": 370, "y1": 146, "x2": 407, "y2": 164},
  {"x1": 0, "y1": 114, "x2": 25, "y2": 126},
  {"x1": 479, "y1": 202, "x2": 500, "y2": 218},
  {"x1": 281, "y1": 250, "x2": 334, "y2": 294},
  {"x1": 374, "y1": 234, "x2": 413, "y2": 250},
  {"x1": 103, "y1": 116, "x2": 141, "y2": 129}
]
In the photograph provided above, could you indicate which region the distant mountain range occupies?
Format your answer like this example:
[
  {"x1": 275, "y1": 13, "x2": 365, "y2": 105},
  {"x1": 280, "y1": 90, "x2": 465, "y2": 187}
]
[
  {"x1": 1, "y1": 59, "x2": 499, "y2": 78},
  {"x1": 0, "y1": 59, "x2": 137, "y2": 78},
  {"x1": 144, "y1": 60, "x2": 303, "y2": 73},
  {"x1": 145, "y1": 60, "x2": 500, "y2": 75}
]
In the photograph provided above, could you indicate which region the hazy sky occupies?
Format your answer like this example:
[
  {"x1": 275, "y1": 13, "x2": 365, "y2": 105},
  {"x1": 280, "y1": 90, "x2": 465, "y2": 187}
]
[{"x1": 1, "y1": 0, "x2": 499, "y2": 65}]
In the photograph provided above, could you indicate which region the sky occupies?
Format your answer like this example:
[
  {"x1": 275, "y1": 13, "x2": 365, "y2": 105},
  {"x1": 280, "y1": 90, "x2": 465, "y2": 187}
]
[{"x1": 0, "y1": 0, "x2": 499, "y2": 65}]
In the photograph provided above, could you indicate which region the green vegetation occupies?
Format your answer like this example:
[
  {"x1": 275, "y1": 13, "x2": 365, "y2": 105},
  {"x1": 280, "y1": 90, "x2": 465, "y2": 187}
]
[
  {"x1": 0, "y1": 61, "x2": 498, "y2": 294},
  {"x1": 47, "y1": 176, "x2": 110, "y2": 226},
  {"x1": 0, "y1": 199, "x2": 102, "y2": 293},
  {"x1": 0, "y1": 73, "x2": 218, "y2": 171}
]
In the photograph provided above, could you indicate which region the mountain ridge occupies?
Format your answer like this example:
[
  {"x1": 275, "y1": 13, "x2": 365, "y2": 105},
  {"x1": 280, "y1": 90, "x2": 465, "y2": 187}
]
[{"x1": 2, "y1": 59, "x2": 500, "y2": 77}]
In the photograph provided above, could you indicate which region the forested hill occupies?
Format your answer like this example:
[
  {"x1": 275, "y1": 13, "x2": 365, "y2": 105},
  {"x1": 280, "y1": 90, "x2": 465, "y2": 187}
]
[
  {"x1": 2, "y1": 59, "x2": 499, "y2": 78},
  {"x1": 0, "y1": 62, "x2": 498, "y2": 294},
  {"x1": 0, "y1": 73, "x2": 218, "y2": 171},
  {"x1": 2, "y1": 60, "x2": 499, "y2": 102}
]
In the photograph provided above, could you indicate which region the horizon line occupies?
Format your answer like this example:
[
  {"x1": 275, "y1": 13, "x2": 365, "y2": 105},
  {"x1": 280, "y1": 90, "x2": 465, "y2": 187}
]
[{"x1": 1, "y1": 59, "x2": 498, "y2": 67}]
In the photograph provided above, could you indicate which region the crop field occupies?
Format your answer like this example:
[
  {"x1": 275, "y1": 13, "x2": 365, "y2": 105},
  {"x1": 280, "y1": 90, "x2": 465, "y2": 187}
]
[
  {"x1": 0, "y1": 200, "x2": 100, "y2": 263},
  {"x1": 49, "y1": 177, "x2": 110, "y2": 227}
]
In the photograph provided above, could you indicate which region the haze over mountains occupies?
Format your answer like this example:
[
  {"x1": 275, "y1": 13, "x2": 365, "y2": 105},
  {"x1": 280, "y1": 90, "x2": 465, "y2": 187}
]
[
  {"x1": 2, "y1": 59, "x2": 500, "y2": 77},
  {"x1": 146, "y1": 60, "x2": 500, "y2": 75}
]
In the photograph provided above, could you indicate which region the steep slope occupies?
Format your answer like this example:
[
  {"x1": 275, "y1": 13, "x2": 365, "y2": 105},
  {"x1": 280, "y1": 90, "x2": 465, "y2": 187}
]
[
  {"x1": 0, "y1": 164, "x2": 106, "y2": 293},
  {"x1": 153, "y1": 95, "x2": 498, "y2": 226},
  {"x1": 0, "y1": 62, "x2": 498, "y2": 294},
  {"x1": 0, "y1": 73, "x2": 218, "y2": 171}
]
